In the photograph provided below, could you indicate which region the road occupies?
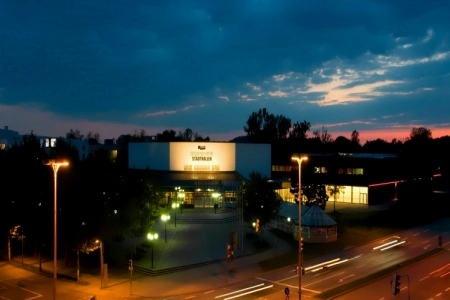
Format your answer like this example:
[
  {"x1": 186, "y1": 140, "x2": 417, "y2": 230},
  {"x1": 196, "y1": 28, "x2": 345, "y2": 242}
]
[
  {"x1": 334, "y1": 246, "x2": 450, "y2": 300},
  {"x1": 161, "y1": 218, "x2": 450, "y2": 300}
]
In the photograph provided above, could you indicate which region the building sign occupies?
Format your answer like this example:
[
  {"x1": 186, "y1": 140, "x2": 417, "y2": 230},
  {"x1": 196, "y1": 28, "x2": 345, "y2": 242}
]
[{"x1": 170, "y1": 143, "x2": 235, "y2": 172}]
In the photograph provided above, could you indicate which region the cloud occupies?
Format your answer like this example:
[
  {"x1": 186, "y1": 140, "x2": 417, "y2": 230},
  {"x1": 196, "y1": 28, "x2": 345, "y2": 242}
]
[
  {"x1": 377, "y1": 51, "x2": 450, "y2": 67},
  {"x1": 423, "y1": 29, "x2": 434, "y2": 43},
  {"x1": 246, "y1": 83, "x2": 261, "y2": 91},
  {"x1": 146, "y1": 110, "x2": 177, "y2": 117},
  {"x1": 268, "y1": 91, "x2": 289, "y2": 97}
]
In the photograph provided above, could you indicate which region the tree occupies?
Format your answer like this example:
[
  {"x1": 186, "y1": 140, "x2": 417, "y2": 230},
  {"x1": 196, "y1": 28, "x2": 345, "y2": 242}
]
[
  {"x1": 156, "y1": 129, "x2": 178, "y2": 142},
  {"x1": 85, "y1": 132, "x2": 100, "y2": 145},
  {"x1": 327, "y1": 185, "x2": 343, "y2": 212},
  {"x1": 289, "y1": 121, "x2": 311, "y2": 140},
  {"x1": 350, "y1": 130, "x2": 360, "y2": 145},
  {"x1": 66, "y1": 129, "x2": 84, "y2": 140},
  {"x1": 244, "y1": 108, "x2": 292, "y2": 143},
  {"x1": 48, "y1": 137, "x2": 80, "y2": 163},
  {"x1": 409, "y1": 127, "x2": 432, "y2": 140},
  {"x1": 178, "y1": 128, "x2": 193, "y2": 141},
  {"x1": 313, "y1": 126, "x2": 333, "y2": 144},
  {"x1": 302, "y1": 184, "x2": 329, "y2": 210},
  {"x1": 242, "y1": 171, "x2": 282, "y2": 238}
]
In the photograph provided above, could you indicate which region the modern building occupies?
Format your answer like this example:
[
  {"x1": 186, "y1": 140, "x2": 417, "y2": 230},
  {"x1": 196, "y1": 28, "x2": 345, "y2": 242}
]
[
  {"x1": 272, "y1": 153, "x2": 417, "y2": 206},
  {"x1": 0, "y1": 126, "x2": 21, "y2": 150},
  {"x1": 128, "y1": 142, "x2": 271, "y2": 208}
]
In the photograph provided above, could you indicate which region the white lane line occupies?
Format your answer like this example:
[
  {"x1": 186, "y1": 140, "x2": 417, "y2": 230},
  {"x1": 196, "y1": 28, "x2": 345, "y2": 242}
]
[
  {"x1": 215, "y1": 283, "x2": 265, "y2": 298},
  {"x1": 436, "y1": 292, "x2": 442, "y2": 296},
  {"x1": 302, "y1": 287, "x2": 321, "y2": 293},
  {"x1": 423, "y1": 240, "x2": 430, "y2": 244},
  {"x1": 424, "y1": 229, "x2": 430, "y2": 232},
  {"x1": 183, "y1": 297, "x2": 196, "y2": 300},
  {"x1": 400, "y1": 286, "x2": 408, "y2": 291},
  {"x1": 356, "y1": 264, "x2": 366, "y2": 269},
  {"x1": 204, "y1": 290, "x2": 215, "y2": 294},
  {"x1": 223, "y1": 285, "x2": 273, "y2": 300},
  {"x1": 303, "y1": 272, "x2": 346, "y2": 287},
  {"x1": 443, "y1": 241, "x2": 450, "y2": 247},
  {"x1": 419, "y1": 275, "x2": 429, "y2": 281},
  {"x1": 0, "y1": 280, "x2": 42, "y2": 299},
  {"x1": 338, "y1": 274, "x2": 355, "y2": 282},
  {"x1": 445, "y1": 287, "x2": 450, "y2": 291},
  {"x1": 1, "y1": 296, "x2": 11, "y2": 300},
  {"x1": 414, "y1": 233, "x2": 420, "y2": 236}
]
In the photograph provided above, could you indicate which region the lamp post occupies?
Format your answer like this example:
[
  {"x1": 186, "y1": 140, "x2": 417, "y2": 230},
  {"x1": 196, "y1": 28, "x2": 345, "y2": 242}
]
[
  {"x1": 147, "y1": 233, "x2": 158, "y2": 268},
  {"x1": 95, "y1": 240, "x2": 104, "y2": 289},
  {"x1": 292, "y1": 154, "x2": 308, "y2": 300},
  {"x1": 43, "y1": 159, "x2": 68, "y2": 300},
  {"x1": 161, "y1": 214, "x2": 170, "y2": 243},
  {"x1": 171, "y1": 203, "x2": 179, "y2": 227}
]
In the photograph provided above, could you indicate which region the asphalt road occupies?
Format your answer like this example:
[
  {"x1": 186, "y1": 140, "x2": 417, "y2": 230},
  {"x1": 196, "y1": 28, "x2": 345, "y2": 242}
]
[{"x1": 158, "y1": 218, "x2": 450, "y2": 300}]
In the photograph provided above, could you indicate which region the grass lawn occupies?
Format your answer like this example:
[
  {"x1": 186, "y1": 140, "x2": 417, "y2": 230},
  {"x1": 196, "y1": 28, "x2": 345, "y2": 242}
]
[{"x1": 258, "y1": 195, "x2": 450, "y2": 271}]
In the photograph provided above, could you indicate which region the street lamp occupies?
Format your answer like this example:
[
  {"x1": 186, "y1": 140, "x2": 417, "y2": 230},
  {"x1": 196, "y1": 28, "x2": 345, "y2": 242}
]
[
  {"x1": 147, "y1": 233, "x2": 158, "y2": 268},
  {"x1": 95, "y1": 240, "x2": 104, "y2": 289},
  {"x1": 43, "y1": 159, "x2": 69, "y2": 300},
  {"x1": 171, "y1": 203, "x2": 179, "y2": 227},
  {"x1": 292, "y1": 154, "x2": 308, "y2": 300},
  {"x1": 161, "y1": 214, "x2": 170, "y2": 243}
]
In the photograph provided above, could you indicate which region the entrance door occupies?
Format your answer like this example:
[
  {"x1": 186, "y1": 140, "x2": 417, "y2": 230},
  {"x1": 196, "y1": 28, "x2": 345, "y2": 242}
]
[{"x1": 359, "y1": 193, "x2": 368, "y2": 204}]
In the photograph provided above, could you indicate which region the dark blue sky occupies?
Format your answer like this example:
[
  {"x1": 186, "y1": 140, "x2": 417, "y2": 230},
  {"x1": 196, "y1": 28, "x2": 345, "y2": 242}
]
[{"x1": 1, "y1": 0, "x2": 449, "y2": 142}]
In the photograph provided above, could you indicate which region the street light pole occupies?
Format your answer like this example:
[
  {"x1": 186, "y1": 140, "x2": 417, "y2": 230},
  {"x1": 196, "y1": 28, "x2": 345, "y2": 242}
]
[
  {"x1": 43, "y1": 159, "x2": 69, "y2": 300},
  {"x1": 147, "y1": 233, "x2": 158, "y2": 268},
  {"x1": 292, "y1": 154, "x2": 308, "y2": 300},
  {"x1": 161, "y1": 215, "x2": 170, "y2": 243}
]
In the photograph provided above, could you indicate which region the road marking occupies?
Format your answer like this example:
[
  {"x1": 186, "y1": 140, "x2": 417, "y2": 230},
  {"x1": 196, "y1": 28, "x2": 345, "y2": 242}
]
[
  {"x1": 356, "y1": 264, "x2": 366, "y2": 269},
  {"x1": 204, "y1": 290, "x2": 215, "y2": 294},
  {"x1": 424, "y1": 245, "x2": 431, "y2": 249},
  {"x1": 1, "y1": 296, "x2": 11, "y2": 300},
  {"x1": 379, "y1": 298, "x2": 385, "y2": 300},
  {"x1": 216, "y1": 283, "x2": 265, "y2": 298},
  {"x1": 436, "y1": 293, "x2": 442, "y2": 296},
  {"x1": 420, "y1": 275, "x2": 429, "y2": 281},
  {"x1": 423, "y1": 240, "x2": 430, "y2": 243},
  {"x1": 0, "y1": 280, "x2": 42, "y2": 299},
  {"x1": 183, "y1": 296, "x2": 196, "y2": 299},
  {"x1": 223, "y1": 285, "x2": 273, "y2": 300},
  {"x1": 303, "y1": 272, "x2": 346, "y2": 287},
  {"x1": 338, "y1": 274, "x2": 355, "y2": 282},
  {"x1": 414, "y1": 233, "x2": 421, "y2": 236},
  {"x1": 445, "y1": 287, "x2": 450, "y2": 291},
  {"x1": 301, "y1": 287, "x2": 320, "y2": 293},
  {"x1": 424, "y1": 229, "x2": 430, "y2": 232},
  {"x1": 401, "y1": 286, "x2": 408, "y2": 291}
]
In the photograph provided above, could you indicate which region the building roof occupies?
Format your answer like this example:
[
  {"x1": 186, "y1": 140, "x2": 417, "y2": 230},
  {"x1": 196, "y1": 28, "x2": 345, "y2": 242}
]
[
  {"x1": 278, "y1": 202, "x2": 311, "y2": 222},
  {"x1": 302, "y1": 205, "x2": 337, "y2": 227},
  {"x1": 278, "y1": 202, "x2": 337, "y2": 227}
]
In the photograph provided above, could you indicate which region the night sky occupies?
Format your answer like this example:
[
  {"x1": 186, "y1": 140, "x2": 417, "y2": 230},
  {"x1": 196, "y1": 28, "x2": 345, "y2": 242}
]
[{"x1": 1, "y1": 0, "x2": 450, "y2": 143}]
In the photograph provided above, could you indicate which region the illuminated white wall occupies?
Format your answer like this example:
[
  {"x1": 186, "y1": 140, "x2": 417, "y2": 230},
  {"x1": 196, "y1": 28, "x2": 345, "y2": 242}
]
[
  {"x1": 128, "y1": 142, "x2": 271, "y2": 177},
  {"x1": 169, "y1": 142, "x2": 235, "y2": 171}
]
